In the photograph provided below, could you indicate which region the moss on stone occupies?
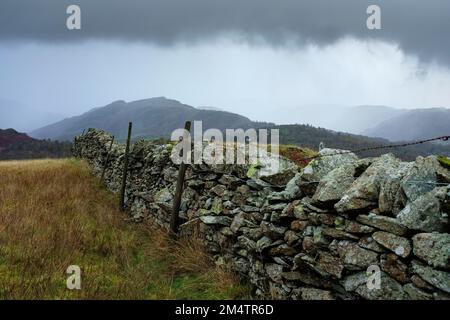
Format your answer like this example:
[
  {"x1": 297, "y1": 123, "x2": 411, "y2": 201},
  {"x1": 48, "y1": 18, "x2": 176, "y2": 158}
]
[
  {"x1": 437, "y1": 155, "x2": 450, "y2": 170},
  {"x1": 246, "y1": 161, "x2": 262, "y2": 178}
]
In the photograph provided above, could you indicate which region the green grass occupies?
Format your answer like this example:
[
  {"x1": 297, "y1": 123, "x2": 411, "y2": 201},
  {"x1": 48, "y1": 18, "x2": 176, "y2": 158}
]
[{"x1": 0, "y1": 159, "x2": 250, "y2": 299}]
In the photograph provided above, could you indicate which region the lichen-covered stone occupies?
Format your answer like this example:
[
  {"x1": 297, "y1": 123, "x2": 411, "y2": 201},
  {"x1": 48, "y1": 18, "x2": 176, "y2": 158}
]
[
  {"x1": 356, "y1": 213, "x2": 407, "y2": 236},
  {"x1": 293, "y1": 287, "x2": 335, "y2": 300},
  {"x1": 301, "y1": 148, "x2": 358, "y2": 184},
  {"x1": 335, "y1": 154, "x2": 400, "y2": 213},
  {"x1": 301, "y1": 252, "x2": 345, "y2": 279},
  {"x1": 403, "y1": 284, "x2": 433, "y2": 300},
  {"x1": 397, "y1": 187, "x2": 449, "y2": 232},
  {"x1": 411, "y1": 261, "x2": 450, "y2": 294},
  {"x1": 372, "y1": 231, "x2": 411, "y2": 258},
  {"x1": 199, "y1": 215, "x2": 232, "y2": 226},
  {"x1": 312, "y1": 163, "x2": 355, "y2": 204},
  {"x1": 412, "y1": 232, "x2": 450, "y2": 269},
  {"x1": 355, "y1": 272, "x2": 407, "y2": 300},
  {"x1": 337, "y1": 240, "x2": 379, "y2": 269}
]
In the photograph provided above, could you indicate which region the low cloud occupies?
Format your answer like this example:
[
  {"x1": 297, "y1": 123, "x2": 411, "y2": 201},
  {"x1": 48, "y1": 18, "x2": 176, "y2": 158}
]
[{"x1": 0, "y1": 0, "x2": 449, "y2": 65}]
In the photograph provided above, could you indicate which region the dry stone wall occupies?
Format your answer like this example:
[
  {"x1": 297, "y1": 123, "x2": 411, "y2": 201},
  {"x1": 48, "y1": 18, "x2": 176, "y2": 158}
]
[{"x1": 73, "y1": 128, "x2": 450, "y2": 300}]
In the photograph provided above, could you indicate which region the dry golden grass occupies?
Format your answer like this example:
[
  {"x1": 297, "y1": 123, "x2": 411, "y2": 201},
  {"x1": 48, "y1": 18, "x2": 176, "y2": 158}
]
[{"x1": 0, "y1": 158, "x2": 250, "y2": 300}]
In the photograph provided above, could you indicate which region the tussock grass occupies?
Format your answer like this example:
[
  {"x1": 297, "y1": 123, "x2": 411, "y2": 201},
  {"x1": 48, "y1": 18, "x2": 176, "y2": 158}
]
[
  {"x1": 0, "y1": 159, "x2": 250, "y2": 300},
  {"x1": 278, "y1": 145, "x2": 316, "y2": 167}
]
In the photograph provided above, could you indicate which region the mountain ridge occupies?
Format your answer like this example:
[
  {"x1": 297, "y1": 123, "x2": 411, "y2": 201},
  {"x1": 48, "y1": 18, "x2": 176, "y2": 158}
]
[
  {"x1": 30, "y1": 97, "x2": 268, "y2": 141},
  {"x1": 364, "y1": 107, "x2": 450, "y2": 141},
  {"x1": 29, "y1": 97, "x2": 450, "y2": 161}
]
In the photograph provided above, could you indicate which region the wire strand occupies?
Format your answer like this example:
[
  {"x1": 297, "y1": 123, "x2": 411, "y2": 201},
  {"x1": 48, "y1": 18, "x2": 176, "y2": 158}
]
[{"x1": 299, "y1": 135, "x2": 450, "y2": 162}]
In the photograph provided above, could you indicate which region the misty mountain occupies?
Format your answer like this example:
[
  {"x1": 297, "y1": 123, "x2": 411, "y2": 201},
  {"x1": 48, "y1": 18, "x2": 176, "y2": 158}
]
[
  {"x1": 30, "y1": 97, "x2": 450, "y2": 161},
  {"x1": 329, "y1": 105, "x2": 405, "y2": 134},
  {"x1": 273, "y1": 105, "x2": 405, "y2": 135},
  {"x1": 0, "y1": 98, "x2": 65, "y2": 132},
  {"x1": 31, "y1": 97, "x2": 267, "y2": 141},
  {"x1": 364, "y1": 108, "x2": 450, "y2": 141},
  {"x1": 275, "y1": 124, "x2": 450, "y2": 161}
]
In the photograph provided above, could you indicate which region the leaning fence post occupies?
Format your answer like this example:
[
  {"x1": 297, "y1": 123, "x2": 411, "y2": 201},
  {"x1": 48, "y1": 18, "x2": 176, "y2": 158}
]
[
  {"x1": 170, "y1": 121, "x2": 192, "y2": 237},
  {"x1": 101, "y1": 135, "x2": 115, "y2": 181},
  {"x1": 119, "y1": 122, "x2": 133, "y2": 211}
]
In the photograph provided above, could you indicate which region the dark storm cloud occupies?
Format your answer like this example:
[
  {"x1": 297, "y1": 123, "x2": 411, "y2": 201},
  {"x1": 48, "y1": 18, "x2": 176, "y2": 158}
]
[{"x1": 0, "y1": 0, "x2": 449, "y2": 64}]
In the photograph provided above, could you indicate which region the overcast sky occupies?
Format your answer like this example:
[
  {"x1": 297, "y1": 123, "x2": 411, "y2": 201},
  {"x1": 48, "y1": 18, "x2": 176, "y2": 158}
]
[{"x1": 1, "y1": 0, "x2": 450, "y2": 125}]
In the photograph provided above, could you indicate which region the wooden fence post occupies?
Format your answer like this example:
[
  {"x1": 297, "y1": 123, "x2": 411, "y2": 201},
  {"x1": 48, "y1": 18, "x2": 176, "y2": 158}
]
[
  {"x1": 101, "y1": 135, "x2": 115, "y2": 181},
  {"x1": 170, "y1": 121, "x2": 192, "y2": 237},
  {"x1": 119, "y1": 122, "x2": 133, "y2": 211}
]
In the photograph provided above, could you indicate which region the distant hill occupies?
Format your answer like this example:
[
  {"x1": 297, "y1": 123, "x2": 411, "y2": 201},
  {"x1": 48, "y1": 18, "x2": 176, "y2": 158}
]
[
  {"x1": 30, "y1": 97, "x2": 450, "y2": 161},
  {"x1": 0, "y1": 128, "x2": 71, "y2": 160},
  {"x1": 31, "y1": 97, "x2": 267, "y2": 141},
  {"x1": 265, "y1": 105, "x2": 405, "y2": 134},
  {"x1": 364, "y1": 108, "x2": 450, "y2": 141},
  {"x1": 0, "y1": 98, "x2": 65, "y2": 132},
  {"x1": 0, "y1": 128, "x2": 35, "y2": 151},
  {"x1": 274, "y1": 124, "x2": 450, "y2": 161},
  {"x1": 330, "y1": 105, "x2": 405, "y2": 134}
]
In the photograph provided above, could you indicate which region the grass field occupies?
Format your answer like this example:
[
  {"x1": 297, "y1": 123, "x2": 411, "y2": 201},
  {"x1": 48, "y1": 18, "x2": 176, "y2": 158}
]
[{"x1": 0, "y1": 159, "x2": 250, "y2": 299}]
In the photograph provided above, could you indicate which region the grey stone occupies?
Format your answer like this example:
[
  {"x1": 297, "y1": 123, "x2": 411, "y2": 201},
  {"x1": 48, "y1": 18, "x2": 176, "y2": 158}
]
[
  {"x1": 293, "y1": 203, "x2": 308, "y2": 220},
  {"x1": 187, "y1": 179, "x2": 205, "y2": 188},
  {"x1": 403, "y1": 284, "x2": 433, "y2": 300},
  {"x1": 241, "y1": 227, "x2": 263, "y2": 240},
  {"x1": 247, "y1": 155, "x2": 298, "y2": 187},
  {"x1": 397, "y1": 187, "x2": 449, "y2": 232},
  {"x1": 284, "y1": 230, "x2": 301, "y2": 246},
  {"x1": 412, "y1": 261, "x2": 450, "y2": 294},
  {"x1": 356, "y1": 213, "x2": 407, "y2": 236},
  {"x1": 218, "y1": 174, "x2": 241, "y2": 188},
  {"x1": 238, "y1": 236, "x2": 256, "y2": 251},
  {"x1": 230, "y1": 212, "x2": 246, "y2": 233},
  {"x1": 294, "y1": 287, "x2": 335, "y2": 300},
  {"x1": 209, "y1": 197, "x2": 222, "y2": 214},
  {"x1": 312, "y1": 163, "x2": 355, "y2": 204},
  {"x1": 211, "y1": 184, "x2": 227, "y2": 197},
  {"x1": 233, "y1": 257, "x2": 250, "y2": 274},
  {"x1": 335, "y1": 154, "x2": 400, "y2": 213},
  {"x1": 269, "y1": 173, "x2": 302, "y2": 201},
  {"x1": 343, "y1": 220, "x2": 375, "y2": 234},
  {"x1": 154, "y1": 187, "x2": 173, "y2": 203},
  {"x1": 322, "y1": 227, "x2": 359, "y2": 241},
  {"x1": 302, "y1": 148, "x2": 358, "y2": 184},
  {"x1": 241, "y1": 205, "x2": 261, "y2": 212},
  {"x1": 265, "y1": 263, "x2": 284, "y2": 283},
  {"x1": 355, "y1": 272, "x2": 407, "y2": 300},
  {"x1": 378, "y1": 162, "x2": 412, "y2": 214},
  {"x1": 412, "y1": 232, "x2": 450, "y2": 269},
  {"x1": 337, "y1": 240, "x2": 379, "y2": 269},
  {"x1": 301, "y1": 252, "x2": 345, "y2": 279},
  {"x1": 268, "y1": 244, "x2": 297, "y2": 256},
  {"x1": 341, "y1": 272, "x2": 368, "y2": 292},
  {"x1": 401, "y1": 156, "x2": 440, "y2": 202},
  {"x1": 372, "y1": 231, "x2": 411, "y2": 258},
  {"x1": 260, "y1": 221, "x2": 287, "y2": 239},
  {"x1": 256, "y1": 236, "x2": 273, "y2": 252},
  {"x1": 199, "y1": 215, "x2": 232, "y2": 226},
  {"x1": 246, "y1": 178, "x2": 272, "y2": 190},
  {"x1": 358, "y1": 236, "x2": 386, "y2": 253}
]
